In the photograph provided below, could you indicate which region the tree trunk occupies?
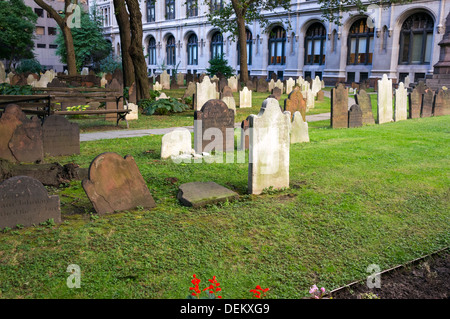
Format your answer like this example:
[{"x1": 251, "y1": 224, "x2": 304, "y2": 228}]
[
  {"x1": 125, "y1": 0, "x2": 150, "y2": 101},
  {"x1": 113, "y1": 0, "x2": 135, "y2": 88},
  {"x1": 231, "y1": 0, "x2": 249, "y2": 84},
  {"x1": 34, "y1": 0, "x2": 77, "y2": 75}
]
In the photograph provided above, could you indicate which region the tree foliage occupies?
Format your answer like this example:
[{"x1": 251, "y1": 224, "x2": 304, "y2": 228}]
[
  {"x1": 0, "y1": 0, "x2": 37, "y2": 69},
  {"x1": 55, "y1": 7, "x2": 111, "y2": 72}
]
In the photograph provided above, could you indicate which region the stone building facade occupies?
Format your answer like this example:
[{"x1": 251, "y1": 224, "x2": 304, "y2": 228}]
[{"x1": 92, "y1": 0, "x2": 449, "y2": 85}]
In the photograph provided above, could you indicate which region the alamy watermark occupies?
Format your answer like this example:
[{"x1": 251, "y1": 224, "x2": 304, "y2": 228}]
[
  {"x1": 366, "y1": 264, "x2": 381, "y2": 289},
  {"x1": 66, "y1": 264, "x2": 81, "y2": 288}
]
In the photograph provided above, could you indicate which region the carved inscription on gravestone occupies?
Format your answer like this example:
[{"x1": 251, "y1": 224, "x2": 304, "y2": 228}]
[
  {"x1": 42, "y1": 115, "x2": 80, "y2": 156},
  {"x1": 0, "y1": 176, "x2": 61, "y2": 229},
  {"x1": 331, "y1": 84, "x2": 349, "y2": 128}
]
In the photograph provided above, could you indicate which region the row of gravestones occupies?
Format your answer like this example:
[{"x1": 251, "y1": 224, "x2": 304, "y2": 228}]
[
  {"x1": 0, "y1": 104, "x2": 80, "y2": 163},
  {"x1": 331, "y1": 74, "x2": 450, "y2": 129}
]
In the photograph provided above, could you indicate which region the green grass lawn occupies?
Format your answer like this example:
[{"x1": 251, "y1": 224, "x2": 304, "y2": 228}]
[{"x1": 0, "y1": 114, "x2": 448, "y2": 299}]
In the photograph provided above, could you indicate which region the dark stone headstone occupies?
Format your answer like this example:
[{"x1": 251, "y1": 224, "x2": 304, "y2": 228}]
[
  {"x1": 433, "y1": 89, "x2": 450, "y2": 116},
  {"x1": 177, "y1": 182, "x2": 239, "y2": 208},
  {"x1": 194, "y1": 99, "x2": 235, "y2": 153},
  {"x1": 0, "y1": 176, "x2": 61, "y2": 229},
  {"x1": 47, "y1": 78, "x2": 67, "y2": 88},
  {"x1": 355, "y1": 90, "x2": 375, "y2": 125},
  {"x1": 0, "y1": 104, "x2": 43, "y2": 163},
  {"x1": 284, "y1": 87, "x2": 306, "y2": 121},
  {"x1": 316, "y1": 90, "x2": 324, "y2": 101},
  {"x1": 245, "y1": 80, "x2": 254, "y2": 91},
  {"x1": 219, "y1": 78, "x2": 228, "y2": 92},
  {"x1": 257, "y1": 78, "x2": 268, "y2": 93},
  {"x1": 409, "y1": 88, "x2": 422, "y2": 119},
  {"x1": 421, "y1": 89, "x2": 434, "y2": 117},
  {"x1": 221, "y1": 85, "x2": 233, "y2": 98},
  {"x1": 42, "y1": 115, "x2": 80, "y2": 157},
  {"x1": 82, "y1": 152, "x2": 156, "y2": 215},
  {"x1": 272, "y1": 87, "x2": 281, "y2": 100},
  {"x1": 331, "y1": 84, "x2": 349, "y2": 128},
  {"x1": 348, "y1": 104, "x2": 363, "y2": 128}
]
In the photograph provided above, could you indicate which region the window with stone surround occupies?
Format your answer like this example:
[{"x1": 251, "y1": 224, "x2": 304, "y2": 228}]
[
  {"x1": 305, "y1": 22, "x2": 326, "y2": 65},
  {"x1": 166, "y1": 0, "x2": 175, "y2": 20},
  {"x1": 268, "y1": 26, "x2": 286, "y2": 65},
  {"x1": 210, "y1": 31, "x2": 223, "y2": 59},
  {"x1": 147, "y1": 0, "x2": 156, "y2": 22},
  {"x1": 148, "y1": 36, "x2": 157, "y2": 65},
  {"x1": 347, "y1": 18, "x2": 374, "y2": 65},
  {"x1": 187, "y1": 33, "x2": 198, "y2": 65},
  {"x1": 399, "y1": 12, "x2": 434, "y2": 65},
  {"x1": 166, "y1": 35, "x2": 176, "y2": 65},
  {"x1": 186, "y1": 0, "x2": 198, "y2": 17}
]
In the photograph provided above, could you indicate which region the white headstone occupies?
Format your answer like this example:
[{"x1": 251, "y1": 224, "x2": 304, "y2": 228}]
[
  {"x1": 81, "y1": 67, "x2": 89, "y2": 75},
  {"x1": 222, "y1": 96, "x2": 236, "y2": 114},
  {"x1": 285, "y1": 78, "x2": 295, "y2": 95},
  {"x1": 268, "y1": 79, "x2": 275, "y2": 92},
  {"x1": 394, "y1": 82, "x2": 408, "y2": 122},
  {"x1": 161, "y1": 128, "x2": 192, "y2": 159},
  {"x1": 228, "y1": 76, "x2": 238, "y2": 92},
  {"x1": 290, "y1": 111, "x2": 309, "y2": 144},
  {"x1": 377, "y1": 74, "x2": 393, "y2": 124},
  {"x1": 27, "y1": 74, "x2": 37, "y2": 86},
  {"x1": 306, "y1": 88, "x2": 315, "y2": 111},
  {"x1": 160, "y1": 70, "x2": 170, "y2": 90},
  {"x1": 100, "y1": 74, "x2": 108, "y2": 88},
  {"x1": 125, "y1": 103, "x2": 139, "y2": 121},
  {"x1": 248, "y1": 98, "x2": 290, "y2": 195},
  {"x1": 311, "y1": 76, "x2": 322, "y2": 96},
  {"x1": 153, "y1": 81, "x2": 162, "y2": 91},
  {"x1": 239, "y1": 87, "x2": 252, "y2": 108},
  {"x1": 156, "y1": 92, "x2": 169, "y2": 100},
  {"x1": 404, "y1": 75, "x2": 410, "y2": 88},
  {"x1": 195, "y1": 76, "x2": 217, "y2": 111}
]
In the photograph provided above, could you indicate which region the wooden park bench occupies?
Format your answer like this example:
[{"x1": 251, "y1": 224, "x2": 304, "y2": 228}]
[{"x1": 0, "y1": 95, "x2": 52, "y2": 119}]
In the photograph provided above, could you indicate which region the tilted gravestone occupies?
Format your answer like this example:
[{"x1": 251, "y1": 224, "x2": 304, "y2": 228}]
[
  {"x1": 177, "y1": 182, "x2": 239, "y2": 208},
  {"x1": 355, "y1": 90, "x2": 375, "y2": 125},
  {"x1": 0, "y1": 176, "x2": 61, "y2": 229},
  {"x1": 377, "y1": 74, "x2": 393, "y2": 124},
  {"x1": 194, "y1": 99, "x2": 235, "y2": 153},
  {"x1": 421, "y1": 89, "x2": 434, "y2": 117},
  {"x1": 42, "y1": 115, "x2": 80, "y2": 157},
  {"x1": 433, "y1": 89, "x2": 450, "y2": 116},
  {"x1": 331, "y1": 84, "x2": 349, "y2": 128},
  {"x1": 82, "y1": 152, "x2": 156, "y2": 215},
  {"x1": 409, "y1": 88, "x2": 422, "y2": 119},
  {"x1": 290, "y1": 111, "x2": 309, "y2": 144},
  {"x1": 394, "y1": 82, "x2": 408, "y2": 122},
  {"x1": 284, "y1": 87, "x2": 306, "y2": 121},
  {"x1": 0, "y1": 104, "x2": 43, "y2": 163},
  {"x1": 248, "y1": 98, "x2": 290, "y2": 195},
  {"x1": 348, "y1": 104, "x2": 363, "y2": 128}
]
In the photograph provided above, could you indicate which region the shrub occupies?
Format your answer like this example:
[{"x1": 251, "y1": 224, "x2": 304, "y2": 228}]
[
  {"x1": 206, "y1": 54, "x2": 235, "y2": 78},
  {"x1": 0, "y1": 83, "x2": 34, "y2": 95},
  {"x1": 15, "y1": 59, "x2": 43, "y2": 74},
  {"x1": 139, "y1": 97, "x2": 190, "y2": 115}
]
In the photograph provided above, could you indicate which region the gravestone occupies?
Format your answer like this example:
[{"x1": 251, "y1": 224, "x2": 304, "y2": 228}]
[
  {"x1": 394, "y1": 82, "x2": 408, "y2": 121},
  {"x1": 82, "y1": 152, "x2": 156, "y2": 215},
  {"x1": 285, "y1": 78, "x2": 295, "y2": 95},
  {"x1": 272, "y1": 87, "x2": 282, "y2": 100},
  {"x1": 161, "y1": 128, "x2": 192, "y2": 159},
  {"x1": 222, "y1": 96, "x2": 236, "y2": 114},
  {"x1": 81, "y1": 67, "x2": 89, "y2": 75},
  {"x1": 228, "y1": 76, "x2": 238, "y2": 92},
  {"x1": 182, "y1": 81, "x2": 196, "y2": 100},
  {"x1": 42, "y1": 115, "x2": 80, "y2": 156},
  {"x1": 195, "y1": 76, "x2": 217, "y2": 111},
  {"x1": 257, "y1": 78, "x2": 268, "y2": 93},
  {"x1": 194, "y1": 99, "x2": 235, "y2": 153},
  {"x1": 240, "y1": 117, "x2": 250, "y2": 150},
  {"x1": 409, "y1": 88, "x2": 422, "y2": 119},
  {"x1": 404, "y1": 75, "x2": 411, "y2": 88},
  {"x1": 433, "y1": 89, "x2": 450, "y2": 116},
  {"x1": 348, "y1": 104, "x2": 363, "y2": 128},
  {"x1": 105, "y1": 79, "x2": 123, "y2": 121},
  {"x1": 421, "y1": 89, "x2": 434, "y2": 117},
  {"x1": 0, "y1": 104, "x2": 43, "y2": 163},
  {"x1": 274, "y1": 80, "x2": 284, "y2": 93},
  {"x1": 284, "y1": 87, "x2": 306, "y2": 121},
  {"x1": 311, "y1": 76, "x2": 322, "y2": 96},
  {"x1": 125, "y1": 103, "x2": 139, "y2": 121},
  {"x1": 239, "y1": 87, "x2": 252, "y2": 108},
  {"x1": 176, "y1": 73, "x2": 185, "y2": 86},
  {"x1": 306, "y1": 88, "x2": 315, "y2": 111},
  {"x1": 248, "y1": 98, "x2": 290, "y2": 195},
  {"x1": 290, "y1": 111, "x2": 309, "y2": 144},
  {"x1": 221, "y1": 85, "x2": 233, "y2": 98},
  {"x1": 245, "y1": 80, "x2": 254, "y2": 91},
  {"x1": 156, "y1": 92, "x2": 169, "y2": 100},
  {"x1": 331, "y1": 84, "x2": 349, "y2": 128},
  {"x1": 316, "y1": 90, "x2": 324, "y2": 101},
  {"x1": 160, "y1": 70, "x2": 171, "y2": 90},
  {"x1": 177, "y1": 182, "x2": 239, "y2": 208},
  {"x1": 415, "y1": 81, "x2": 427, "y2": 95},
  {"x1": 268, "y1": 79, "x2": 275, "y2": 92},
  {"x1": 153, "y1": 81, "x2": 162, "y2": 91},
  {"x1": 377, "y1": 74, "x2": 393, "y2": 124},
  {"x1": 355, "y1": 90, "x2": 375, "y2": 124},
  {"x1": 0, "y1": 176, "x2": 61, "y2": 229},
  {"x1": 218, "y1": 78, "x2": 228, "y2": 92}
]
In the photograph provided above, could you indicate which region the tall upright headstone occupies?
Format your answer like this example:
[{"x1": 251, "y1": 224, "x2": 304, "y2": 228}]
[
  {"x1": 433, "y1": 89, "x2": 450, "y2": 116},
  {"x1": 284, "y1": 87, "x2": 306, "y2": 121},
  {"x1": 248, "y1": 98, "x2": 290, "y2": 195},
  {"x1": 285, "y1": 78, "x2": 295, "y2": 95},
  {"x1": 377, "y1": 74, "x2": 393, "y2": 124},
  {"x1": 290, "y1": 111, "x2": 309, "y2": 143},
  {"x1": 421, "y1": 89, "x2": 434, "y2": 117},
  {"x1": 348, "y1": 104, "x2": 363, "y2": 128},
  {"x1": 160, "y1": 70, "x2": 171, "y2": 90},
  {"x1": 355, "y1": 89, "x2": 375, "y2": 125},
  {"x1": 239, "y1": 87, "x2": 252, "y2": 108},
  {"x1": 195, "y1": 76, "x2": 217, "y2": 111},
  {"x1": 394, "y1": 82, "x2": 408, "y2": 122},
  {"x1": 409, "y1": 88, "x2": 422, "y2": 119},
  {"x1": 331, "y1": 84, "x2": 349, "y2": 128}
]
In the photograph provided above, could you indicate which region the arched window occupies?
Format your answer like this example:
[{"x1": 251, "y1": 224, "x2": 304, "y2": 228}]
[
  {"x1": 399, "y1": 12, "x2": 434, "y2": 64},
  {"x1": 147, "y1": 0, "x2": 155, "y2": 22},
  {"x1": 210, "y1": 0, "x2": 223, "y2": 12},
  {"x1": 210, "y1": 32, "x2": 223, "y2": 59},
  {"x1": 166, "y1": 0, "x2": 175, "y2": 20},
  {"x1": 186, "y1": 0, "x2": 198, "y2": 17},
  {"x1": 269, "y1": 26, "x2": 286, "y2": 65},
  {"x1": 187, "y1": 34, "x2": 198, "y2": 65},
  {"x1": 148, "y1": 37, "x2": 156, "y2": 65},
  {"x1": 305, "y1": 22, "x2": 326, "y2": 65},
  {"x1": 166, "y1": 35, "x2": 176, "y2": 65},
  {"x1": 237, "y1": 29, "x2": 252, "y2": 66},
  {"x1": 347, "y1": 18, "x2": 374, "y2": 65}
]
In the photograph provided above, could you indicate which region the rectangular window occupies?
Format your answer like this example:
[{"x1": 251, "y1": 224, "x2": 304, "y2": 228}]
[
  {"x1": 49, "y1": 44, "x2": 58, "y2": 49},
  {"x1": 349, "y1": 38, "x2": 357, "y2": 64},
  {"x1": 424, "y1": 33, "x2": 433, "y2": 63},
  {"x1": 347, "y1": 72, "x2": 355, "y2": 83},
  {"x1": 313, "y1": 39, "x2": 321, "y2": 64},
  {"x1": 48, "y1": 27, "x2": 57, "y2": 36},
  {"x1": 37, "y1": 43, "x2": 46, "y2": 48},
  {"x1": 411, "y1": 33, "x2": 423, "y2": 63},
  {"x1": 36, "y1": 26, "x2": 45, "y2": 35},
  {"x1": 34, "y1": 8, "x2": 44, "y2": 18},
  {"x1": 358, "y1": 38, "x2": 367, "y2": 64},
  {"x1": 147, "y1": 1, "x2": 155, "y2": 22},
  {"x1": 360, "y1": 72, "x2": 369, "y2": 82}
]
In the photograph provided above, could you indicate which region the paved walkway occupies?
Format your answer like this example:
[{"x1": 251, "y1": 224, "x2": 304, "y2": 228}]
[{"x1": 80, "y1": 112, "x2": 331, "y2": 142}]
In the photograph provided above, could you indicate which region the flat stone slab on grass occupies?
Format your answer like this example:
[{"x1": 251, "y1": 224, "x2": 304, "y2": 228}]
[{"x1": 177, "y1": 182, "x2": 239, "y2": 208}]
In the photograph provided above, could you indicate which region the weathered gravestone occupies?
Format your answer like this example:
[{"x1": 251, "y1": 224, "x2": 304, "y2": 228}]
[
  {"x1": 161, "y1": 128, "x2": 192, "y2": 159},
  {"x1": 248, "y1": 98, "x2": 290, "y2": 195},
  {"x1": 228, "y1": 76, "x2": 238, "y2": 92},
  {"x1": 421, "y1": 89, "x2": 434, "y2": 117},
  {"x1": 221, "y1": 85, "x2": 233, "y2": 98},
  {"x1": 284, "y1": 87, "x2": 306, "y2": 121},
  {"x1": 240, "y1": 117, "x2": 250, "y2": 151},
  {"x1": 176, "y1": 73, "x2": 185, "y2": 86},
  {"x1": 290, "y1": 111, "x2": 309, "y2": 143},
  {"x1": 316, "y1": 90, "x2": 324, "y2": 101},
  {"x1": 409, "y1": 88, "x2": 422, "y2": 119},
  {"x1": 257, "y1": 78, "x2": 268, "y2": 93},
  {"x1": 239, "y1": 87, "x2": 252, "y2": 108},
  {"x1": 274, "y1": 79, "x2": 284, "y2": 93},
  {"x1": 331, "y1": 84, "x2": 349, "y2": 128},
  {"x1": 82, "y1": 152, "x2": 156, "y2": 215},
  {"x1": 0, "y1": 176, "x2": 61, "y2": 229},
  {"x1": 377, "y1": 74, "x2": 393, "y2": 124},
  {"x1": 42, "y1": 115, "x2": 80, "y2": 156},
  {"x1": 177, "y1": 182, "x2": 239, "y2": 208},
  {"x1": 433, "y1": 89, "x2": 450, "y2": 116},
  {"x1": 272, "y1": 87, "x2": 282, "y2": 100},
  {"x1": 194, "y1": 100, "x2": 235, "y2": 153},
  {"x1": 222, "y1": 96, "x2": 237, "y2": 114},
  {"x1": 306, "y1": 88, "x2": 315, "y2": 111},
  {"x1": 0, "y1": 104, "x2": 43, "y2": 163},
  {"x1": 195, "y1": 76, "x2": 217, "y2": 111},
  {"x1": 160, "y1": 70, "x2": 171, "y2": 90},
  {"x1": 285, "y1": 78, "x2": 295, "y2": 95},
  {"x1": 355, "y1": 90, "x2": 375, "y2": 125},
  {"x1": 394, "y1": 82, "x2": 408, "y2": 122},
  {"x1": 348, "y1": 104, "x2": 363, "y2": 128},
  {"x1": 183, "y1": 81, "x2": 196, "y2": 101}
]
